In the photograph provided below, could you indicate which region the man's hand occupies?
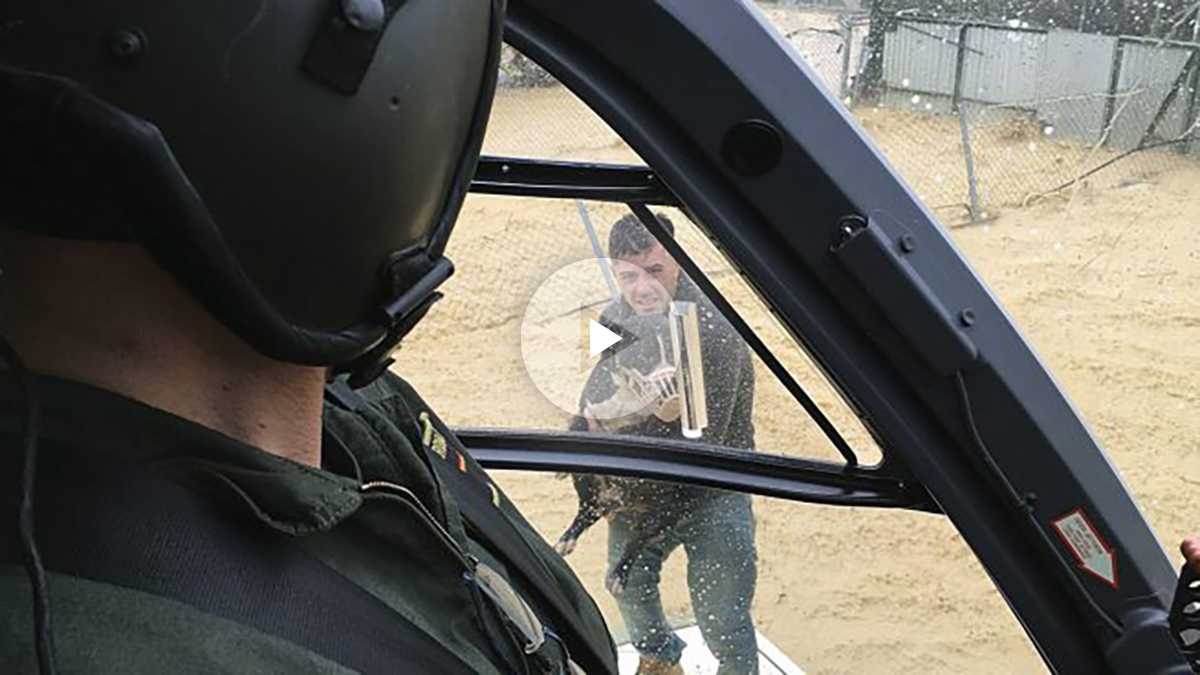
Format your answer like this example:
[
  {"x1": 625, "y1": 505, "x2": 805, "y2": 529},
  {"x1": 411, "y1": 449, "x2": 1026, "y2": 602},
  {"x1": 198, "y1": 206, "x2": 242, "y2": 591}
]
[
  {"x1": 1181, "y1": 536, "x2": 1200, "y2": 575},
  {"x1": 582, "y1": 364, "x2": 679, "y2": 432},
  {"x1": 652, "y1": 393, "x2": 681, "y2": 423},
  {"x1": 629, "y1": 366, "x2": 680, "y2": 423}
]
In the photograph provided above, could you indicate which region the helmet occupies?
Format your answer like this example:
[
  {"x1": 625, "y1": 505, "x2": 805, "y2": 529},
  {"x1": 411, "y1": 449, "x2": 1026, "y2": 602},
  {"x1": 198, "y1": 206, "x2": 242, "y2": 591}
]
[{"x1": 0, "y1": 0, "x2": 504, "y2": 378}]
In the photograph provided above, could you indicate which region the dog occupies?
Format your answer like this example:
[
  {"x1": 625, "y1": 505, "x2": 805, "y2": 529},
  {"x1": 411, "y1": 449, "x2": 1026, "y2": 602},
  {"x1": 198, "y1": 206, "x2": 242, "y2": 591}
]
[{"x1": 555, "y1": 323, "x2": 703, "y2": 596}]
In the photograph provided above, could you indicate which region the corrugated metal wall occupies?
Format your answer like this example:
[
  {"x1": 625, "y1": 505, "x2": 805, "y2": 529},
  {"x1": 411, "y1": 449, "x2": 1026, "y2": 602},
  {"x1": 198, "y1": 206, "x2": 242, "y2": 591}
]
[
  {"x1": 1034, "y1": 32, "x2": 1118, "y2": 146},
  {"x1": 880, "y1": 20, "x2": 958, "y2": 113},
  {"x1": 1110, "y1": 39, "x2": 1196, "y2": 150},
  {"x1": 961, "y1": 27, "x2": 1045, "y2": 104},
  {"x1": 881, "y1": 20, "x2": 1200, "y2": 154}
]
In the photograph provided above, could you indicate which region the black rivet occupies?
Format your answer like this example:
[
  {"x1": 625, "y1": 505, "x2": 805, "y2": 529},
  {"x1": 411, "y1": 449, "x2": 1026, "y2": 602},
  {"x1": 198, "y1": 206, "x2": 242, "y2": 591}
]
[
  {"x1": 830, "y1": 215, "x2": 867, "y2": 251},
  {"x1": 106, "y1": 28, "x2": 147, "y2": 66},
  {"x1": 959, "y1": 309, "x2": 977, "y2": 327},
  {"x1": 899, "y1": 234, "x2": 916, "y2": 253},
  {"x1": 721, "y1": 119, "x2": 783, "y2": 177},
  {"x1": 341, "y1": 0, "x2": 386, "y2": 31}
]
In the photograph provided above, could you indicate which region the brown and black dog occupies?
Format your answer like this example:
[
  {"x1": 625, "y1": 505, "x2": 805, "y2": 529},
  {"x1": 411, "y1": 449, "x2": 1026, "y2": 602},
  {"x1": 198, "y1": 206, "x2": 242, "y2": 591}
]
[{"x1": 556, "y1": 315, "x2": 706, "y2": 596}]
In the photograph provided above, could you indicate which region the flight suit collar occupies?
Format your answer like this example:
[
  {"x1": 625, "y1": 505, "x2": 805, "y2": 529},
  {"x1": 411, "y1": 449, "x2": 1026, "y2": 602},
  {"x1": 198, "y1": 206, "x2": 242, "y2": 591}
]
[{"x1": 0, "y1": 373, "x2": 363, "y2": 536}]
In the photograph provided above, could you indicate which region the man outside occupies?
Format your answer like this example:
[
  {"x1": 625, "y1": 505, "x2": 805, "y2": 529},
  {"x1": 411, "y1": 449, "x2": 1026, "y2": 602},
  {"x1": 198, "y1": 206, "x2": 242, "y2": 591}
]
[
  {"x1": 574, "y1": 213, "x2": 759, "y2": 675},
  {"x1": 0, "y1": 2, "x2": 615, "y2": 674}
]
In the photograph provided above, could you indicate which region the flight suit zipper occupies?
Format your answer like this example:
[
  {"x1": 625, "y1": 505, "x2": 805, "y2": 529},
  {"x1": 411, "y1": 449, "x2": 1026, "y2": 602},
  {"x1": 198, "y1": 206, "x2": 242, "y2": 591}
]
[
  {"x1": 360, "y1": 480, "x2": 478, "y2": 571},
  {"x1": 359, "y1": 480, "x2": 551, "y2": 673}
]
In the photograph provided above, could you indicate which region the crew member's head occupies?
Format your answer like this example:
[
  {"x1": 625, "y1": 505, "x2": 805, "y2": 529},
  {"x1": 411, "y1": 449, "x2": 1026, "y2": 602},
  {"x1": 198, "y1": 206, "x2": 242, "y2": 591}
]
[
  {"x1": 608, "y1": 212, "x2": 680, "y2": 316},
  {"x1": 0, "y1": 0, "x2": 506, "y2": 384}
]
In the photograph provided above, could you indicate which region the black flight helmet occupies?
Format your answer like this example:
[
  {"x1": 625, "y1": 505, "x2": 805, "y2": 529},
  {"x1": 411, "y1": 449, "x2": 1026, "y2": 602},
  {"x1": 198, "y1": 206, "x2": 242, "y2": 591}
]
[{"x1": 0, "y1": 0, "x2": 504, "y2": 378}]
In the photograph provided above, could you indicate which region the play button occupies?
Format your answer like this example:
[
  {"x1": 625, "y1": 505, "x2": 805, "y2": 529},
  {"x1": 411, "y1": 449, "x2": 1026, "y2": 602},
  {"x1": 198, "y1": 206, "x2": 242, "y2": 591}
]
[
  {"x1": 588, "y1": 319, "x2": 622, "y2": 358},
  {"x1": 520, "y1": 258, "x2": 671, "y2": 419}
]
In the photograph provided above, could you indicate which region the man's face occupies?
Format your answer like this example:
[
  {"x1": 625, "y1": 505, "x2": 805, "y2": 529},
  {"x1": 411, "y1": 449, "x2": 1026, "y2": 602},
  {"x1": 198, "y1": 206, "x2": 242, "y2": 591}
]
[{"x1": 613, "y1": 243, "x2": 681, "y2": 315}]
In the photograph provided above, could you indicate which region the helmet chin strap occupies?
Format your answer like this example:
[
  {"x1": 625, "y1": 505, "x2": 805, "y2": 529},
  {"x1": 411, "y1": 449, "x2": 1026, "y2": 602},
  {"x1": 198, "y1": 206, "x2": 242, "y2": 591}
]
[{"x1": 333, "y1": 255, "x2": 455, "y2": 388}]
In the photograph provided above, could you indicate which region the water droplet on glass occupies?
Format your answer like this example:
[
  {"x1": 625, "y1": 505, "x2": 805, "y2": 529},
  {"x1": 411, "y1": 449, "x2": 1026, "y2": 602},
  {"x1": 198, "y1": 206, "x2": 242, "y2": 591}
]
[
  {"x1": 911, "y1": 94, "x2": 921, "y2": 105},
  {"x1": 902, "y1": 78, "x2": 911, "y2": 87},
  {"x1": 1053, "y1": 241, "x2": 1063, "y2": 251},
  {"x1": 1027, "y1": 142, "x2": 1038, "y2": 152},
  {"x1": 1043, "y1": 125, "x2": 1055, "y2": 136}
]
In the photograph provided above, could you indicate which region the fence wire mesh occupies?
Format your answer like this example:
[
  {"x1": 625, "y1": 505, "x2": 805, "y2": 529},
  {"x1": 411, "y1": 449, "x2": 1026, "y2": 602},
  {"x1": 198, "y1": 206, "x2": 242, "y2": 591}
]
[{"x1": 763, "y1": 2, "x2": 1200, "y2": 220}]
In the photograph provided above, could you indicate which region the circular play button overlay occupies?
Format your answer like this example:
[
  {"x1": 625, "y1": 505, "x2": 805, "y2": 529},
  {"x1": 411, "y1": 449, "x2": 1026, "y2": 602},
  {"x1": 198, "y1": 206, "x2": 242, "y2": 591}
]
[{"x1": 520, "y1": 258, "x2": 672, "y2": 420}]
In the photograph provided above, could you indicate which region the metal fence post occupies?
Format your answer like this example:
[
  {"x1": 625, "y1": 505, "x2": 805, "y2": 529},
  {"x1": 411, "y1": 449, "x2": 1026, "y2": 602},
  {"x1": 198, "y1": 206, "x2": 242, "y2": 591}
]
[
  {"x1": 839, "y1": 19, "x2": 854, "y2": 101},
  {"x1": 959, "y1": 104, "x2": 983, "y2": 222},
  {"x1": 1180, "y1": 46, "x2": 1200, "y2": 155},
  {"x1": 951, "y1": 21, "x2": 980, "y2": 221},
  {"x1": 857, "y1": 0, "x2": 893, "y2": 103},
  {"x1": 1100, "y1": 38, "x2": 1126, "y2": 147},
  {"x1": 951, "y1": 23, "x2": 970, "y2": 113}
]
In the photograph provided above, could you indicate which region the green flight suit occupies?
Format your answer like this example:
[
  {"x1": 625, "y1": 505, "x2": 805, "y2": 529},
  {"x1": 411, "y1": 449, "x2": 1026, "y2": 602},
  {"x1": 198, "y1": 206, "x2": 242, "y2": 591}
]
[{"x1": 0, "y1": 371, "x2": 616, "y2": 674}]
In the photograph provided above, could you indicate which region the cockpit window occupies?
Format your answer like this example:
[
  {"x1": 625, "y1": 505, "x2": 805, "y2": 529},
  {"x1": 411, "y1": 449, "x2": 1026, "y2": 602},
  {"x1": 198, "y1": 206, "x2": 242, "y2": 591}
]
[
  {"x1": 400, "y1": 59, "x2": 886, "y2": 469},
  {"x1": 486, "y1": 46, "x2": 632, "y2": 163},
  {"x1": 489, "y1": 467, "x2": 1046, "y2": 674}
]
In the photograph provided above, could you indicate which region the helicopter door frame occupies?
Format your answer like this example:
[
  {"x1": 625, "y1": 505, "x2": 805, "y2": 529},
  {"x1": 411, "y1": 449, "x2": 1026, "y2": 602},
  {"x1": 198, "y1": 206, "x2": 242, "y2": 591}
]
[{"x1": 456, "y1": 1, "x2": 1190, "y2": 672}]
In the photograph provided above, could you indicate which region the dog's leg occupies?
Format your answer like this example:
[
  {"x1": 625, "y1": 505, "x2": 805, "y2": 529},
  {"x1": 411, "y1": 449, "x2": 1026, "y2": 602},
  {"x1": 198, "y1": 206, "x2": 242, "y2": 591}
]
[{"x1": 555, "y1": 474, "x2": 608, "y2": 556}]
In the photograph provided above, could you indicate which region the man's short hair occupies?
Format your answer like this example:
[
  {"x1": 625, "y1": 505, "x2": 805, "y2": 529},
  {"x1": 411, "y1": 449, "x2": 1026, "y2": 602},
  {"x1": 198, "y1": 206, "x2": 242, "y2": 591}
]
[{"x1": 608, "y1": 212, "x2": 675, "y2": 260}]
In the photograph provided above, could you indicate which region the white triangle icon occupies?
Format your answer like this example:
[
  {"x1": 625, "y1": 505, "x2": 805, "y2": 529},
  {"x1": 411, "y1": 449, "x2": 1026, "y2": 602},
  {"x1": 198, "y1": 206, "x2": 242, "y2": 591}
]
[{"x1": 588, "y1": 318, "x2": 623, "y2": 358}]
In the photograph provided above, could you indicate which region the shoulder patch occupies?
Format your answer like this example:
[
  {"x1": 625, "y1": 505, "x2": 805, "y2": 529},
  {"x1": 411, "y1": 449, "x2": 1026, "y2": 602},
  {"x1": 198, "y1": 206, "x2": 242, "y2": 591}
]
[{"x1": 417, "y1": 411, "x2": 448, "y2": 459}]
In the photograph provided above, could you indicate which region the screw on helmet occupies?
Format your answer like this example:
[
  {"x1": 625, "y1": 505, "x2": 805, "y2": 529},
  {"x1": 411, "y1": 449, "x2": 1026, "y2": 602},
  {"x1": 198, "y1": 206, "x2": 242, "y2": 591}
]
[{"x1": 0, "y1": 0, "x2": 505, "y2": 378}]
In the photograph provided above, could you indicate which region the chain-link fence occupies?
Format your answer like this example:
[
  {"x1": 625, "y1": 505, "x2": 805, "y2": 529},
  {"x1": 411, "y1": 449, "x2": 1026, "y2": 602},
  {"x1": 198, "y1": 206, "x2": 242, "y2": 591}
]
[
  {"x1": 490, "y1": 4, "x2": 1200, "y2": 223},
  {"x1": 762, "y1": 3, "x2": 1200, "y2": 220}
]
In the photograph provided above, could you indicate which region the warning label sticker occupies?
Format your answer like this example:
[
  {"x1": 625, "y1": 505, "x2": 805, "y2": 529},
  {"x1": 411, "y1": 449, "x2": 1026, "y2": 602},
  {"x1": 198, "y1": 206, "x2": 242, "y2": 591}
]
[{"x1": 1052, "y1": 509, "x2": 1119, "y2": 589}]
